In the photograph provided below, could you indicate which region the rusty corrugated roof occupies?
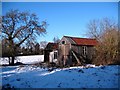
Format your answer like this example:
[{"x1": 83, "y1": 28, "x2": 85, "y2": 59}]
[{"x1": 64, "y1": 36, "x2": 98, "y2": 46}]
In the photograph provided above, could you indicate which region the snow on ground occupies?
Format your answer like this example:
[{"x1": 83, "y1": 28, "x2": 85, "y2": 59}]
[
  {"x1": 0, "y1": 55, "x2": 44, "y2": 65},
  {"x1": 1, "y1": 65, "x2": 119, "y2": 88}
]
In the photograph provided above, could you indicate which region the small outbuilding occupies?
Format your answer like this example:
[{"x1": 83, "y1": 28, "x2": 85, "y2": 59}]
[
  {"x1": 58, "y1": 36, "x2": 98, "y2": 66},
  {"x1": 44, "y1": 36, "x2": 98, "y2": 66},
  {"x1": 44, "y1": 42, "x2": 58, "y2": 63}
]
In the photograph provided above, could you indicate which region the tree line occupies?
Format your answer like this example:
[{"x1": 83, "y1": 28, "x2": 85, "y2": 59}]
[{"x1": 2, "y1": 40, "x2": 47, "y2": 57}]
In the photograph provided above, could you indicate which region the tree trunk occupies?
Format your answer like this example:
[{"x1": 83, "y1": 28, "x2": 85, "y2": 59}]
[
  {"x1": 11, "y1": 56, "x2": 15, "y2": 65},
  {"x1": 8, "y1": 57, "x2": 11, "y2": 65}
]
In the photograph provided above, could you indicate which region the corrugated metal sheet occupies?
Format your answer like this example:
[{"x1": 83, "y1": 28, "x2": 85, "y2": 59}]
[{"x1": 64, "y1": 36, "x2": 97, "y2": 46}]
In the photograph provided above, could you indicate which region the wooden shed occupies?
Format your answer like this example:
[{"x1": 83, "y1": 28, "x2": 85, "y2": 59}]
[
  {"x1": 44, "y1": 36, "x2": 97, "y2": 66},
  {"x1": 44, "y1": 42, "x2": 58, "y2": 63},
  {"x1": 57, "y1": 36, "x2": 98, "y2": 66}
]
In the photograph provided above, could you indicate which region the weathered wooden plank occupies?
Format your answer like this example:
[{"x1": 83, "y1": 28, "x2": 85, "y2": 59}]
[{"x1": 71, "y1": 50, "x2": 81, "y2": 64}]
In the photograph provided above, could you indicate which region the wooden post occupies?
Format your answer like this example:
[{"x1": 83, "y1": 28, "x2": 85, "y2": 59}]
[{"x1": 71, "y1": 51, "x2": 81, "y2": 65}]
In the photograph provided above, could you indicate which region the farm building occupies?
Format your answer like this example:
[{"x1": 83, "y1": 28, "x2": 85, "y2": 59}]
[
  {"x1": 44, "y1": 42, "x2": 58, "y2": 63},
  {"x1": 44, "y1": 36, "x2": 98, "y2": 66}
]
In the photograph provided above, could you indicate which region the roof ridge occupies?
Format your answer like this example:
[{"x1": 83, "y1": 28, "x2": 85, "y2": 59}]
[
  {"x1": 48, "y1": 42, "x2": 58, "y2": 44},
  {"x1": 63, "y1": 36, "x2": 76, "y2": 44},
  {"x1": 64, "y1": 36, "x2": 96, "y2": 40}
]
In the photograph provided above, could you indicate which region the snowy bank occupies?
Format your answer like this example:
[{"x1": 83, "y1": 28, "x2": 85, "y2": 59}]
[{"x1": 1, "y1": 65, "x2": 119, "y2": 88}]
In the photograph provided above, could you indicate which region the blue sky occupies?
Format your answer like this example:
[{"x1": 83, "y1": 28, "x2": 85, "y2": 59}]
[{"x1": 2, "y1": 2, "x2": 118, "y2": 42}]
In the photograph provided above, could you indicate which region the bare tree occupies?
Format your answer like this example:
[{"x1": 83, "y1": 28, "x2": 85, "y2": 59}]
[
  {"x1": 40, "y1": 41, "x2": 48, "y2": 49},
  {"x1": 34, "y1": 43, "x2": 40, "y2": 54},
  {"x1": 53, "y1": 36, "x2": 60, "y2": 43},
  {"x1": 87, "y1": 18, "x2": 119, "y2": 65},
  {"x1": 1, "y1": 10, "x2": 47, "y2": 65}
]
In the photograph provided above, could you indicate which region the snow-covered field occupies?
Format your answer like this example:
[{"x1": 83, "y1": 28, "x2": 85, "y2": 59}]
[
  {"x1": 0, "y1": 55, "x2": 44, "y2": 65},
  {"x1": 1, "y1": 65, "x2": 119, "y2": 88}
]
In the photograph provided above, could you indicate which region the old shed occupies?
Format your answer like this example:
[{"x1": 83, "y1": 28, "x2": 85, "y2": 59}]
[
  {"x1": 44, "y1": 36, "x2": 97, "y2": 66},
  {"x1": 58, "y1": 36, "x2": 97, "y2": 66},
  {"x1": 44, "y1": 42, "x2": 58, "y2": 63}
]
